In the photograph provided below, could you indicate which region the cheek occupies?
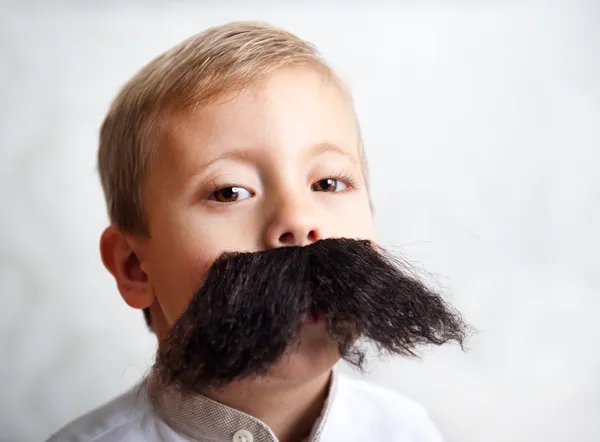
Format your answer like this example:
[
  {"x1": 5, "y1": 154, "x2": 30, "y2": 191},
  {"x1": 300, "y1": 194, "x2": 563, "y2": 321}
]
[
  {"x1": 151, "y1": 247, "x2": 214, "y2": 325},
  {"x1": 148, "y1": 226, "x2": 219, "y2": 325},
  {"x1": 147, "y1": 213, "x2": 260, "y2": 325},
  {"x1": 327, "y1": 194, "x2": 375, "y2": 240}
]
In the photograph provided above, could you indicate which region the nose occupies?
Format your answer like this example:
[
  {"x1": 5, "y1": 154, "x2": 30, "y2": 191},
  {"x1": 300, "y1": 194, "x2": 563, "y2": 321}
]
[{"x1": 263, "y1": 192, "x2": 322, "y2": 248}]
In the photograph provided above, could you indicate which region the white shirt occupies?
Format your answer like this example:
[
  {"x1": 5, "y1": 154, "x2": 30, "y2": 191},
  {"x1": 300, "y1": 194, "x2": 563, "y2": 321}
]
[{"x1": 47, "y1": 369, "x2": 444, "y2": 442}]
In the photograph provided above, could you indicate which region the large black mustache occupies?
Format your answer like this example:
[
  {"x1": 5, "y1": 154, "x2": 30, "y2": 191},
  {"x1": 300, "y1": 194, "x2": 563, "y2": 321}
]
[{"x1": 153, "y1": 238, "x2": 469, "y2": 393}]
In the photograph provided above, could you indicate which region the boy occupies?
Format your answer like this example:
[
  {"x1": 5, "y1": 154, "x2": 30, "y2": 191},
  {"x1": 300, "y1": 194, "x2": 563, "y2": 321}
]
[{"x1": 49, "y1": 21, "x2": 467, "y2": 442}]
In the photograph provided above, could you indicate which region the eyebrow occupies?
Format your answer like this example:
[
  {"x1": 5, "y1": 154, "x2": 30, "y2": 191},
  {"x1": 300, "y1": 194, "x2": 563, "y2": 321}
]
[
  {"x1": 187, "y1": 141, "x2": 359, "y2": 185},
  {"x1": 301, "y1": 142, "x2": 359, "y2": 165},
  {"x1": 186, "y1": 149, "x2": 261, "y2": 185}
]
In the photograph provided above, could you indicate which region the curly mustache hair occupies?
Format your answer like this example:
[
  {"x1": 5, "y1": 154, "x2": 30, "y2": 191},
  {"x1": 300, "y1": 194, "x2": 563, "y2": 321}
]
[{"x1": 153, "y1": 238, "x2": 470, "y2": 393}]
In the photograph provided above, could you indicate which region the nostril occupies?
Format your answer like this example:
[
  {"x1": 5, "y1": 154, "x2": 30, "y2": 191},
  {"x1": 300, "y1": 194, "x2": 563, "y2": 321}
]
[
  {"x1": 279, "y1": 232, "x2": 294, "y2": 243},
  {"x1": 277, "y1": 229, "x2": 319, "y2": 246}
]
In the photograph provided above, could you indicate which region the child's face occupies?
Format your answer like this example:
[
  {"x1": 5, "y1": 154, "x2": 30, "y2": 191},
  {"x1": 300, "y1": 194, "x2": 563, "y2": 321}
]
[{"x1": 137, "y1": 66, "x2": 376, "y2": 381}]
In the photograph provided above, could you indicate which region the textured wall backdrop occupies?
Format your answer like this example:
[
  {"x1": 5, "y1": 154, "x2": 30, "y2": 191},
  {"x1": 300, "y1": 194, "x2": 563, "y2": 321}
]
[{"x1": 1, "y1": 1, "x2": 599, "y2": 441}]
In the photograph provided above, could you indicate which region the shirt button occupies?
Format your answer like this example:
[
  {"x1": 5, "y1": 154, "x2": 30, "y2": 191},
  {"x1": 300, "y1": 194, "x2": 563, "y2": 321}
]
[{"x1": 233, "y1": 429, "x2": 254, "y2": 442}]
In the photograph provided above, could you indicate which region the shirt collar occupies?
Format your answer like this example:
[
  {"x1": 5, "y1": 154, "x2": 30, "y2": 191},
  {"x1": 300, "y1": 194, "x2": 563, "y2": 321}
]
[{"x1": 147, "y1": 367, "x2": 339, "y2": 442}]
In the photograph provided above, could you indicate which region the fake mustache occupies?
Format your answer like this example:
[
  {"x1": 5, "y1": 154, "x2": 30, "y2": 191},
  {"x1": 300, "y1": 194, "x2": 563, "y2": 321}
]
[{"x1": 153, "y1": 238, "x2": 469, "y2": 392}]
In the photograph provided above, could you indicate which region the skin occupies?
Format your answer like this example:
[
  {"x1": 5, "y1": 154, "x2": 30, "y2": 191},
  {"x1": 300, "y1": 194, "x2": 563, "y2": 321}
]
[{"x1": 100, "y1": 66, "x2": 376, "y2": 442}]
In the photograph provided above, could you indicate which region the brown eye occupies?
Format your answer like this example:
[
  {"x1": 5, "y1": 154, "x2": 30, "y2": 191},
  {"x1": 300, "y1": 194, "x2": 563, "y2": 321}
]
[
  {"x1": 209, "y1": 186, "x2": 252, "y2": 202},
  {"x1": 312, "y1": 178, "x2": 348, "y2": 192}
]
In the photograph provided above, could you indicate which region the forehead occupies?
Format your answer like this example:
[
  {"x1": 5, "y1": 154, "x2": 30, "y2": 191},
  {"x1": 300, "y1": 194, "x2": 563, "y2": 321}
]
[{"x1": 153, "y1": 67, "x2": 360, "y2": 180}]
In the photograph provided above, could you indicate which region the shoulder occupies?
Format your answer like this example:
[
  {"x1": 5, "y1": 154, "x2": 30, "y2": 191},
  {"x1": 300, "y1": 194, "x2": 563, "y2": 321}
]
[
  {"x1": 327, "y1": 374, "x2": 444, "y2": 442},
  {"x1": 46, "y1": 382, "x2": 158, "y2": 442},
  {"x1": 337, "y1": 374, "x2": 430, "y2": 415}
]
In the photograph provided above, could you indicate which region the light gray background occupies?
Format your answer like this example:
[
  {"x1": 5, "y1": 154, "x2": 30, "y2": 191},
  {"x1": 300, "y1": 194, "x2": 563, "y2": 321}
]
[{"x1": 1, "y1": 1, "x2": 599, "y2": 441}]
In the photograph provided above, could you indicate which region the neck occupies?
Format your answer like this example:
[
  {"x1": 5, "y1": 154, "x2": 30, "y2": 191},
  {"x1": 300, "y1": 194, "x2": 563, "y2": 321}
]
[{"x1": 203, "y1": 371, "x2": 332, "y2": 442}]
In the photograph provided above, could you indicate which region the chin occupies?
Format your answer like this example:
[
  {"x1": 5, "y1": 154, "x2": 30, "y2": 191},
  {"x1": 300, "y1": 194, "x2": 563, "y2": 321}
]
[{"x1": 262, "y1": 324, "x2": 341, "y2": 385}]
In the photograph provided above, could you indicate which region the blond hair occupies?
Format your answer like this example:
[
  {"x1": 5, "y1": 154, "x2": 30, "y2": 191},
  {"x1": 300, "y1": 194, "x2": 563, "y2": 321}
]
[{"x1": 98, "y1": 21, "x2": 365, "y2": 236}]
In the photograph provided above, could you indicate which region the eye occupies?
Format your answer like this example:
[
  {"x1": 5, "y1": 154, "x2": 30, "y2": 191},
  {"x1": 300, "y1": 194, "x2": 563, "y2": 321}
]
[
  {"x1": 208, "y1": 186, "x2": 253, "y2": 203},
  {"x1": 311, "y1": 178, "x2": 348, "y2": 192}
]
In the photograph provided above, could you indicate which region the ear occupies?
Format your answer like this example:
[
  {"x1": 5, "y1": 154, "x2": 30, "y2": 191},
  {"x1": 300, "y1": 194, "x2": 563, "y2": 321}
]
[{"x1": 99, "y1": 225, "x2": 154, "y2": 310}]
